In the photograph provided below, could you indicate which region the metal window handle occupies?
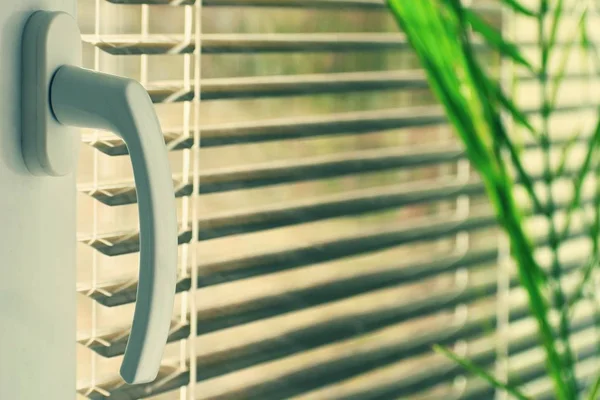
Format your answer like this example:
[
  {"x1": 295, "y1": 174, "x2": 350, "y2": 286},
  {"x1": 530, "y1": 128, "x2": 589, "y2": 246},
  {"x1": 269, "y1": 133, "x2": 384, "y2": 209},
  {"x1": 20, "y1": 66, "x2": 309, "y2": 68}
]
[{"x1": 22, "y1": 11, "x2": 178, "y2": 384}]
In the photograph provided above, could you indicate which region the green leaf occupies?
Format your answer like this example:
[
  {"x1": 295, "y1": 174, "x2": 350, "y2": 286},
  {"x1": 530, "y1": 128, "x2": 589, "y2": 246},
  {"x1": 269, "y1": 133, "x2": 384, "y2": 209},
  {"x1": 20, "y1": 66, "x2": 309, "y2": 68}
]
[
  {"x1": 501, "y1": 0, "x2": 537, "y2": 18},
  {"x1": 559, "y1": 114, "x2": 600, "y2": 242},
  {"x1": 555, "y1": 129, "x2": 583, "y2": 177},
  {"x1": 587, "y1": 372, "x2": 600, "y2": 400},
  {"x1": 592, "y1": 161, "x2": 600, "y2": 257},
  {"x1": 387, "y1": 0, "x2": 490, "y2": 167},
  {"x1": 568, "y1": 255, "x2": 598, "y2": 311},
  {"x1": 464, "y1": 9, "x2": 535, "y2": 73},
  {"x1": 547, "y1": 0, "x2": 565, "y2": 54},
  {"x1": 387, "y1": 2, "x2": 573, "y2": 397},
  {"x1": 476, "y1": 76, "x2": 544, "y2": 213},
  {"x1": 449, "y1": 1, "x2": 544, "y2": 214},
  {"x1": 433, "y1": 345, "x2": 532, "y2": 400},
  {"x1": 549, "y1": 6, "x2": 589, "y2": 110},
  {"x1": 493, "y1": 84, "x2": 538, "y2": 138},
  {"x1": 581, "y1": 18, "x2": 591, "y2": 49},
  {"x1": 448, "y1": 5, "x2": 570, "y2": 398}
]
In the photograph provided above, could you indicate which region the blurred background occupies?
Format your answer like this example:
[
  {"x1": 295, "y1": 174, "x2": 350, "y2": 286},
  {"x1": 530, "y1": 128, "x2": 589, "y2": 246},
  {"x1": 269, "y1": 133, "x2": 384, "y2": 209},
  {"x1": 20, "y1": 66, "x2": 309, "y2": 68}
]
[{"x1": 73, "y1": 0, "x2": 600, "y2": 399}]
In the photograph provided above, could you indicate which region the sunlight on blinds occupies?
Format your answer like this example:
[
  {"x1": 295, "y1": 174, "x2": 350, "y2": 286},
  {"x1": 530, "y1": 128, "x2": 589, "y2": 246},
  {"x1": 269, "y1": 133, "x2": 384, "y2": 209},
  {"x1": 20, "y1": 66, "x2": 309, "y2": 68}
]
[{"x1": 73, "y1": 0, "x2": 600, "y2": 399}]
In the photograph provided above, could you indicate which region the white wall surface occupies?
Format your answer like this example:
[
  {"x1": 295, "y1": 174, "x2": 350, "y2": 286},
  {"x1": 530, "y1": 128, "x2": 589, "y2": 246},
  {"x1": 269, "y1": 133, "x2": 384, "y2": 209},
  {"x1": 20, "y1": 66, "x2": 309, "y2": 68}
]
[{"x1": 0, "y1": 1, "x2": 77, "y2": 399}]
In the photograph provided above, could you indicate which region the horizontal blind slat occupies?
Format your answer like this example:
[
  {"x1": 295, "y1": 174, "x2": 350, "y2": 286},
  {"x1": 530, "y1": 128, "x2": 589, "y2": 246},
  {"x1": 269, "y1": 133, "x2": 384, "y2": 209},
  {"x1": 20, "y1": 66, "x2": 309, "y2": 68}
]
[
  {"x1": 87, "y1": 258, "x2": 501, "y2": 358},
  {"x1": 83, "y1": 190, "x2": 591, "y2": 278},
  {"x1": 206, "y1": 312, "x2": 595, "y2": 400},
  {"x1": 198, "y1": 180, "x2": 490, "y2": 241},
  {"x1": 391, "y1": 336, "x2": 599, "y2": 400},
  {"x1": 104, "y1": 0, "x2": 502, "y2": 11},
  {"x1": 80, "y1": 230, "x2": 192, "y2": 256},
  {"x1": 80, "y1": 236, "x2": 583, "y2": 360},
  {"x1": 81, "y1": 221, "x2": 586, "y2": 311},
  {"x1": 82, "y1": 206, "x2": 498, "y2": 256},
  {"x1": 85, "y1": 105, "x2": 449, "y2": 155},
  {"x1": 104, "y1": 0, "x2": 389, "y2": 7},
  {"x1": 79, "y1": 163, "x2": 581, "y2": 254},
  {"x1": 344, "y1": 323, "x2": 598, "y2": 400},
  {"x1": 79, "y1": 280, "x2": 594, "y2": 399},
  {"x1": 83, "y1": 33, "x2": 412, "y2": 55},
  {"x1": 86, "y1": 244, "x2": 499, "y2": 312},
  {"x1": 83, "y1": 33, "x2": 571, "y2": 55},
  {"x1": 148, "y1": 70, "x2": 430, "y2": 103},
  {"x1": 84, "y1": 103, "x2": 594, "y2": 154},
  {"x1": 87, "y1": 178, "x2": 489, "y2": 239},
  {"x1": 81, "y1": 136, "x2": 583, "y2": 204},
  {"x1": 144, "y1": 71, "x2": 592, "y2": 104},
  {"x1": 438, "y1": 352, "x2": 599, "y2": 400},
  {"x1": 81, "y1": 228, "x2": 586, "y2": 358},
  {"x1": 81, "y1": 144, "x2": 466, "y2": 204}
]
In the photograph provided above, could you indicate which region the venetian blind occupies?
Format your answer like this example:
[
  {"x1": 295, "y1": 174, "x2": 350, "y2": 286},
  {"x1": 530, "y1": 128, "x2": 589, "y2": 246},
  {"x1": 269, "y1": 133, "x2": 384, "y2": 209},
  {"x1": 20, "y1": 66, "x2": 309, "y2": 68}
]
[{"x1": 74, "y1": 0, "x2": 600, "y2": 399}]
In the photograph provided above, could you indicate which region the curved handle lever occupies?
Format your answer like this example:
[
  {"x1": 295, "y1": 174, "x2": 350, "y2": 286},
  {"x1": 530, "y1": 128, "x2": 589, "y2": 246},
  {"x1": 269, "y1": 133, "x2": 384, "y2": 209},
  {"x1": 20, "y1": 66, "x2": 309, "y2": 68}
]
[
  {"x1": 21, "y1": 11, "x2": 178, "y2": 385},
  {"x1": 51, "y1": 66, "x2": 178, "y2": 384}
]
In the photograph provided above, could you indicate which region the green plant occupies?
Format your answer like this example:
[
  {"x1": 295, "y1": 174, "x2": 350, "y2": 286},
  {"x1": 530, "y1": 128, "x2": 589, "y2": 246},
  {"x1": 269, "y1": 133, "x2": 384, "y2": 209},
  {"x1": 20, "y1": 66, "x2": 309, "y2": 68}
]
[{"x1": 386, "y1": 0, "x2": 600, "y2": 399}]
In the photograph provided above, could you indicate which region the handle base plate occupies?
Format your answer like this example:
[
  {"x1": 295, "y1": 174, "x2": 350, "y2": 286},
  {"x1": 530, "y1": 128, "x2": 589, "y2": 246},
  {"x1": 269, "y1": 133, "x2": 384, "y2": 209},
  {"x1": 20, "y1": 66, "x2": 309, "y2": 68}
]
[{"x1": 22, "y1": 11, "x2": 81, "y2": 176}]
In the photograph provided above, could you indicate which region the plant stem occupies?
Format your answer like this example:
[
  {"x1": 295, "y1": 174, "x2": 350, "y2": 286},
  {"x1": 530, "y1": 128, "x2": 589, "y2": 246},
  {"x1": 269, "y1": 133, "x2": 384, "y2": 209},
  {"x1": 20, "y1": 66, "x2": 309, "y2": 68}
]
[{"x1": 539, "y1": 1, "x2": 577, "y2": 397}]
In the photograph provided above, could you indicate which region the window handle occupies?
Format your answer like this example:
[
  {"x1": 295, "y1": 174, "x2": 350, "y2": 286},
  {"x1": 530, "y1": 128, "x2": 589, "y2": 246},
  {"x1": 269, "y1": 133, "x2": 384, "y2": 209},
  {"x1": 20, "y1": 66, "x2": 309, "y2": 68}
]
[
  {"x1": 52, "y1": 66, "x2": 178, "y2": 385},
  {"x1": 22, "y1": 12, "x2": 178, "y2": 385}
]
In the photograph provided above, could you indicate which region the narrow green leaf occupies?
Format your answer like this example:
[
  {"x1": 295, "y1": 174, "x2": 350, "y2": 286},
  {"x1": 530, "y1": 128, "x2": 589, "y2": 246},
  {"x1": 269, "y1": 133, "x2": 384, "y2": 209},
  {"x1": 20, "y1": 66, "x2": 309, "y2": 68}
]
[
  {"x1": 449, "y1": 4, "x2": 569, "y2": 398},
  {"x1": 549, "y1": 6, "x2": 589, "y2": 110},
  {"x1": 501, "y1": 0, "x2": 538, "y2": 18},
  {"x1": 559, "y1": 114, "x2": 600, "y2": 242},
  {"x1": 464, "y1": 9, "x2": 535, "y2": 73},
  {"x1": 488, "y1": 178, "x2": 568, "y2": 400},
  {"x1": 587, "y1": 372, "x2": 600, "y2": 400},
  {"x1": 387, "y1": 1, "x2": 490, "y2": 167},
  {"x1": 475, "y1": 75, "x2": 544, "y2": 214},
  {"x1": 592, "y1": 160, "x2": 600, "y2": 257},
  {"x1": 568, "y1": 255, "x2": 598, "y2": 310},
  {"x1": 449, "y1": 1, "x2": 544, "y2": 215},
  {"x1": 555, "y1": 129, "x2": 583, "y2": 177},
  {"x1": 433, "y1": 345, "x2": 532, "y2": 400},
  {"x1": 581, "y1": 18, "x2": 591, "y2": 49},
  {"x1": 388, "y1": 3, "x2": 573, "y2": 397},
  {"x1": 540, "y1": 2, "x2": 581, "y2": 396},
  {"x1": 547, "y1": 0, "x2": 565, "y2": 54},
  {"x1": 493, "y1": 84, "x2": 537, "y2": 138}
]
